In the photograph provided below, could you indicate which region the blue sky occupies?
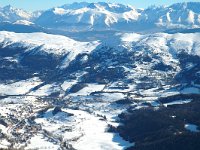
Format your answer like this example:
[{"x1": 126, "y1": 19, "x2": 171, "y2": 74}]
[{"x1": 0, "y1": 0, "x2": 199, "y2": 11}]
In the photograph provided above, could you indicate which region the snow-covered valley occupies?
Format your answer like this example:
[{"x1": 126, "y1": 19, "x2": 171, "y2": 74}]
[{"x1": 0, "y1": 30, "x2": 200, "y2": 149}]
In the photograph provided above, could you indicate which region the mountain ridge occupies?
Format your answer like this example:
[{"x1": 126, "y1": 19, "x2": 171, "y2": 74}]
[{"x1": 0, "y1": 2, "x2": 200, "y2": 32}]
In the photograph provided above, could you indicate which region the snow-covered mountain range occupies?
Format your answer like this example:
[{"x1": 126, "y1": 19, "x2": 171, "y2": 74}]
[{"x1": 1, "y1": 2, "x2": 200, "y2": 32}]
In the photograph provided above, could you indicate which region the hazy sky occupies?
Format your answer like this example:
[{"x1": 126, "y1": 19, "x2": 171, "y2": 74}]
[{"x1": 0, "y1": 0, "x2": 199, "y2": 11}]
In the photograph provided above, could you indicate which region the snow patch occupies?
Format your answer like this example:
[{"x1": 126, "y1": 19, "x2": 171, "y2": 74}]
[
  {"x1": 25, "y1": 134, "x2": 60, "y2": 150},
  {"x1": 185, "y1": 124, "x2": 200, "y2": 133},
  {"x1": 163, "y1": 99, "x2": 192, "y2": 107},
  {"x1": 0, "y1": 77, "x2": 42, "y2": 95}
]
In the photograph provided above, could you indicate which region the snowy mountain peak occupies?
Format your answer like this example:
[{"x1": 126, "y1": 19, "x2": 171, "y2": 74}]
[
  {"x1": 3, "y1": 5, "x2": 13, "y2": 11},
  {"x1": 35, "y1": 2, "x2": 140, "y2": 30},
  {"x1": 60, "y1": 2, "x2": 134, "y2": 12},
  {"x1": 85, "y1": 2, "x2": 134, "y2": 12},
  {"x1": 0, "y1": 5, "x2": 32, "y2": 22},
  {"x1": 139, "y1": 2, "x2": 200, "y2": 31}
]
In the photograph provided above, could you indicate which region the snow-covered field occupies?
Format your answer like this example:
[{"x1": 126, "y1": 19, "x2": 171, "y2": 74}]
[
  {"x1": 25, "y1": 134, "x2": 60, "y2": 150},
  {"x1": 34, "y1": 108, "x2": 133, "y2": 150},
  {"x1": 0, "y1": 77, "x2": 42, "y2": 95}
]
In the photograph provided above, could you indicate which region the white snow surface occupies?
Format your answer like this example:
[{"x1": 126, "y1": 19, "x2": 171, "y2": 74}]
[
  {"x1": 0, "y1": 139, "x2": 11, "y2": 149},
  {"x1": 34, "y1": 2, "x2": 200, "y2": 30},
  {"x1": 163, "y1": 99, "x2": 192, "y2": 107},
  {"x1": 116, "y1": 32, "x2": 200, "y2": 58},
  {"x1": 25, "y1": 134, "x2": 60, "y2": 150},
  {"x1": 0, "y1": 31, "x2": 99, "y2": 55},
  {"x1": 61, "y1": 80, "x2": 77, "y2": 91},
  {"x1": 13, "y1": 20, "x2": 34, "y2": 25},
  {"x1": 34, "y1": 108, "x2": 133, "y2": 150},
  {"x1": 0, "y1": 77, "x2": 42, "y2": 95},
  {"x1": 1, "y1": 31, "x2": 200, "y2": 59},
  {"x1": 67, "y1": 109, "x2": 134, "y2": 150},
  {"x1": 29, "y1": 83, "x2": 60, "y2": 96},
  {"x1": 0, "y1": 5, "x2": 32, "y2": 22},
  {"x1": 37, "y1": 2, "x2": 140, "y2": 28}
]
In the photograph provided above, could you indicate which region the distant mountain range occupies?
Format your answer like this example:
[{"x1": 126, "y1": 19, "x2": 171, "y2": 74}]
[{"x1": 0, "y1": 2, "x2": 200, "y2": 33}]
